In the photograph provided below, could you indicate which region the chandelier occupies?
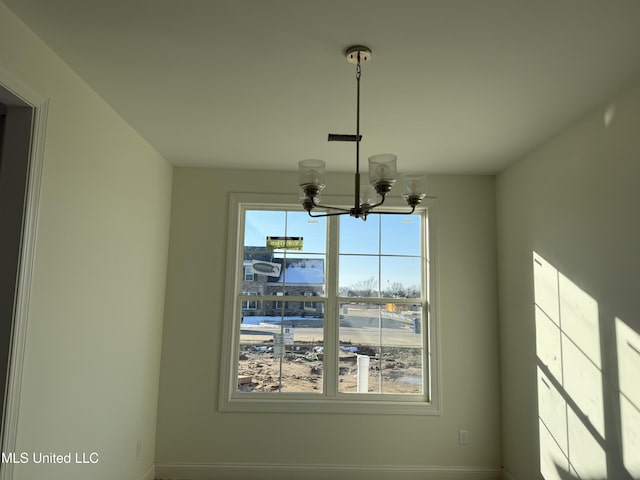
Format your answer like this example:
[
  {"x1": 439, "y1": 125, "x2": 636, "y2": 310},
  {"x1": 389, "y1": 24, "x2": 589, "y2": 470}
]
[{"x1": 298, "y1": 45, "x2": 427, "y2": 221}]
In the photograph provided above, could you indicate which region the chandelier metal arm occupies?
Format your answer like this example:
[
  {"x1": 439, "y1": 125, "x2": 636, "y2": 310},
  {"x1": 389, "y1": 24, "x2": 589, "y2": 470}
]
[
  {"x1": 366, "y1": 206, "x2": 417, "y2": 216},
  {"x1": 303, "y1": 204, "x2": 416, "y2": 219},
  {"x1": 365, "y1": 193, "x2": 388, "y2": 210},
  {"x1": 304, "y1": 209, "x2": 352, "y2": 218},
  {"x1": 303, "y1": 190, "x2": 417, "y2": 218},
  {"x1": 308, "y1": 201, "x2": 351, "y2": 213}
]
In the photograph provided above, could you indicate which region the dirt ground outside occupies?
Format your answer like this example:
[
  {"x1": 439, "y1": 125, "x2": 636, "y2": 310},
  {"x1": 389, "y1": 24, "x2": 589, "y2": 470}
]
[{"x1": 237, "y1": 325, "x2": 424, "y2": 394}]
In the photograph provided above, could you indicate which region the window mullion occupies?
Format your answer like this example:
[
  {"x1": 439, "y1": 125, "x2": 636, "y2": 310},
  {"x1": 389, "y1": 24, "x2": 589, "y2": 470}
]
[
  {"x1": 324, "y1": 215, "x2": 339, "y2": 397},
  {"x1": 377, "y1": 216, "x2": 383, "y2": 393}
]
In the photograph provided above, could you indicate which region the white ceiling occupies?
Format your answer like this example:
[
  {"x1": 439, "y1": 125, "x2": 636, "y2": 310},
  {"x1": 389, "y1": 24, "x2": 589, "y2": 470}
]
[{"x1": 5, "y1": 0, "x2": 640, "y2": 174}]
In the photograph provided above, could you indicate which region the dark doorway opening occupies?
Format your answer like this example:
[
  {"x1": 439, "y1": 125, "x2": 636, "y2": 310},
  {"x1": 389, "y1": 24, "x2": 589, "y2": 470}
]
[{"x1": 0, "y1": 85, "x2": 34, "y2": 445}]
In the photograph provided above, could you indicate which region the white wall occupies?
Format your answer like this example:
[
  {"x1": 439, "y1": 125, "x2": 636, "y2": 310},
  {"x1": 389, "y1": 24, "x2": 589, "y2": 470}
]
[
  {"x1": 497, "y1": 79, "x2": 640, "y2": 479},
  {"x1": 0, "y1": 3, "x2": 173, "y2": 480},
  {"x1": 155, "y1": 169, "x2": 501, "y2": 478}
]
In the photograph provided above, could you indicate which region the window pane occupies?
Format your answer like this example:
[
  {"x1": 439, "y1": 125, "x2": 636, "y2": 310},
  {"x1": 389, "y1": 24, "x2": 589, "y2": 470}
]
[
  {"x1": 245, "y1": 210, "x2": 286, "y2": 246},
  {"x1": 243, "y1": 210, "x2": 286, "y2": 297},
  {"x1": 339, "y1": 303, "x2": 380, "y2": 393},
  {"x1": 339, "y1": 255, "x2": 379, "y2": 297},
  {"x1": 243, "y1": 253, "x2": 326, "y2": 298},
  {"x1": 243, "y1": 210, "x2": 326, "y2": 297},
  {"x1": 277, "y1": 253, "x2": 326, "y2": 297},
  {"x1": 380, "y1": 214, "x2": 421, "y2": 256},
  {"x1": 338, "y1": 346, "x2": 381, "y2": 394},
  {"x1": 340, "y1": 215, "x2": 379, "y2": 254},
  {"x1": 338, "y1": 303, "x2": 423, "y2": 394},
  {"x1": 381, "y1": 256, "x2": 421, "y2": 298},
  {"x1": 243, "y1": 254, "x2": 283, "y2": 297},
  {"x1": 285, "y1": 212, "x2": 326, "y2": 254},
  {"x1": 238, "y1": 301, "x2": 324, "y2": 393},
  {"x1": 380, "y1": 347, "x2": 423, "y2": 394},
  {"x1": 380, "y1": 303, "x2": 423, "y2": 347}
]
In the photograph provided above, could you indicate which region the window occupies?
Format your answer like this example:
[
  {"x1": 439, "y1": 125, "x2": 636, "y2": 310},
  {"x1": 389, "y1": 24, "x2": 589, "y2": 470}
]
[
  {"x1": 303, "y1": 292, "x2": 316, "y2": 310},
  {"x1": 241, "y1": 292, "x2": 258, "y2": 311},
  {"x1": 243, "y1": 266, "x2": 254, "y2": 282},
  {"x1": 220, "y1": 193, "x2": 439, "y2": 414}
]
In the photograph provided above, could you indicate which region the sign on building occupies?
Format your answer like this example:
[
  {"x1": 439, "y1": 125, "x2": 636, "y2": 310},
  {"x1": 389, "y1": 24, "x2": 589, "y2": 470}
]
[
  {"x1": 266, "y1": 236, "x2": 303, "y2": 251},
  {"x1": 249, "y1": 260, "x2": 281, "y2": 277}
]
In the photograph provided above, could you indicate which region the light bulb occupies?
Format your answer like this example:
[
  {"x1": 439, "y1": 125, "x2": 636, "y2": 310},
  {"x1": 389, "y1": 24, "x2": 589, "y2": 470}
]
[
  {"x1": 406, "y1": 180, "x2": 419, "y2": 194},
  {"x1": 306, "y1": 169, "x2": 320, "y2": 185},
  {"x1": 375, "y1": 164, "x2": 391, "y2": 180},
  {"x1": 368, "y1": 154, "x2": 397, "y2": 194},
  {"x1": 400, "y1": 172, "x2": 427, "y2": 207},
  {"x1": 401, "y1": 172, "x2": 426, "y2": 195},
  {"x1": 298, "y1": 159, "x2": 326, "y2": 189}
]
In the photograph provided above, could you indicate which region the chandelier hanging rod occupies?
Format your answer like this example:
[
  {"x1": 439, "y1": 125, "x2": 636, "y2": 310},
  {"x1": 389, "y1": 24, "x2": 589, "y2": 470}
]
[{"x1": 298, "y1": 45, "x2": 427, "y2": 221}]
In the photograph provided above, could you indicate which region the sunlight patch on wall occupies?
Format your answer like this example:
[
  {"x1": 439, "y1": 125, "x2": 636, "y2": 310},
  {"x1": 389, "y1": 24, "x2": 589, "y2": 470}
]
[
  {"x1": 567, "y1": 407, "x2": 607, "y2": 476},
  {"x1": 616, "y1": 317, "x2": 640, "y2": 477},
  {"x1": 536, "y1": 309, "x2": 562, "y2": 382},
  {"x1": 533, "y1": 252, "x2": 606, "y2": 479},
  {"x1": 561, "y1": 322, "x2": 604, "y2": 437},
  {"x1": 538, "y1": 406, "x2": 570, "y2": 480},
  {"x1": 537, "y1": 367, "x2": 568, "y2": 480}
]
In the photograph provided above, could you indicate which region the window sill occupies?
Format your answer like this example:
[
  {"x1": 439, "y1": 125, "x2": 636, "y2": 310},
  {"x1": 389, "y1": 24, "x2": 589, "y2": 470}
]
[{"x1": 219, "y1": 394, "x2": 440, "y2": 415}]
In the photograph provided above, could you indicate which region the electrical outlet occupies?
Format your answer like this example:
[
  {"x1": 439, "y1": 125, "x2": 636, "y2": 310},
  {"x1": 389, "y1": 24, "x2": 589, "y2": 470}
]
[{"x1": 459, "y1": 429, "x2": 469, "y2": 445}]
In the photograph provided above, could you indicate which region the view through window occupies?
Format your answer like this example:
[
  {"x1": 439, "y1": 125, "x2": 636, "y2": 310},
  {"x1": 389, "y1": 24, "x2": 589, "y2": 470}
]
[{"x1": 229, "y1": 201, "x2": 432, "y2": 406}]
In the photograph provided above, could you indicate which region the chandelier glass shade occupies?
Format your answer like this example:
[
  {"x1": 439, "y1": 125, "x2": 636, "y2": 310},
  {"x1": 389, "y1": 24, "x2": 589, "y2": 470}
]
[{"x1": 298, "y1": 46, "x2": 427, "y2": 220}]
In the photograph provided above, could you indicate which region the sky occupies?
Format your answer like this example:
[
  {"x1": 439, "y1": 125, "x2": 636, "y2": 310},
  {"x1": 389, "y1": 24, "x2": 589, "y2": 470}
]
[{"x1": 244, "y1": 209, "x2": 423, "y2": 290}]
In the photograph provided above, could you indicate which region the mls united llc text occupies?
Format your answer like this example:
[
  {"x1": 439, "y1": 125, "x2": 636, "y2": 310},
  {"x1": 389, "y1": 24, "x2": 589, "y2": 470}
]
[{"x1": 1, "y1": 452, "x2": 99, "y2": 464}]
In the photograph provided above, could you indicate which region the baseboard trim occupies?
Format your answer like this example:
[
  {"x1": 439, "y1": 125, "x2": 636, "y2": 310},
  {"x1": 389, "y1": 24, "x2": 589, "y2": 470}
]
[
  {"x1": 140, "y1": 463, "x2": 155, "y2": 480},
  {"x1": 155, "y1": 462, "x2": 502, "y2": 480},
  {"x1": 502, "y1": 467, "x2": 518, "y2": 480}
]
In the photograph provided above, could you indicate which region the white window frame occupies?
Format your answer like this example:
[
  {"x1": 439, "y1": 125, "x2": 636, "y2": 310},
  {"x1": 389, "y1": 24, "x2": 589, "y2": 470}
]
[{"x1": 219, "y1": 193, "x2": 441, "y2": 415}]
